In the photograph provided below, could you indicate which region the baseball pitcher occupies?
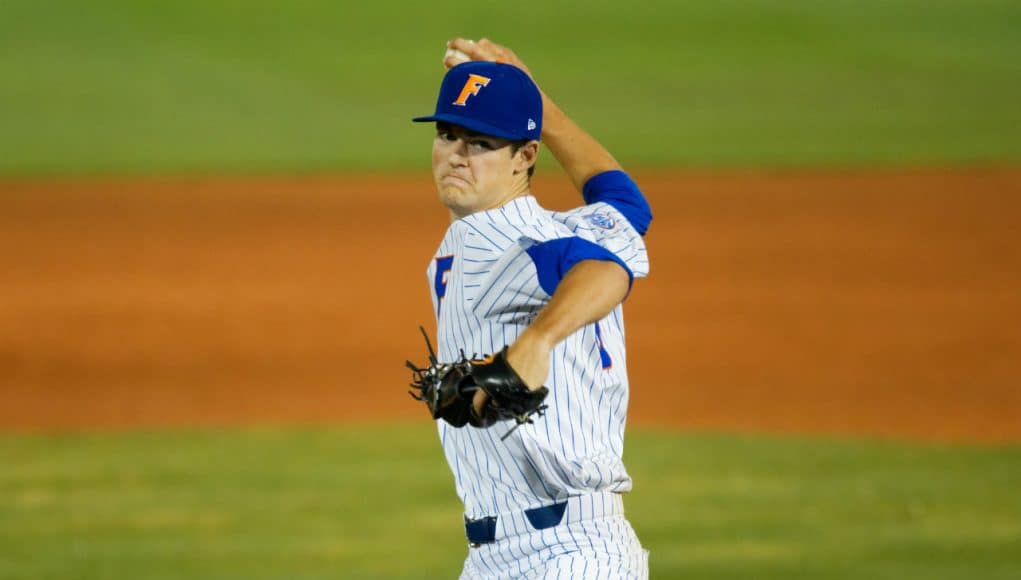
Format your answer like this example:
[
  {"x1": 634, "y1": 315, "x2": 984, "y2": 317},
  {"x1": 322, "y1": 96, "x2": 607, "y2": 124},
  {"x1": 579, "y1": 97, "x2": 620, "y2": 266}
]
[{"x1": 407, "y1": 38, "x2": 652, "y2": 579}]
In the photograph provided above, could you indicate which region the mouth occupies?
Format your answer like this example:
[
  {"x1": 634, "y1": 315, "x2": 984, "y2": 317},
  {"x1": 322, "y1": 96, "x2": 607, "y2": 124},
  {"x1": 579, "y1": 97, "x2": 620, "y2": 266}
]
[{"x1": 441, "y1": 173, "x2": 471, "y2": 186}]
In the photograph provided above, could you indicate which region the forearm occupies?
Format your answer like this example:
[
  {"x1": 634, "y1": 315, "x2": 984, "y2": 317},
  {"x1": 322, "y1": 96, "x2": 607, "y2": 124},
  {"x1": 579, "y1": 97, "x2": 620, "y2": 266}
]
[
  {"x1": 505, "y1": 259, "x2": 629, "y2": 391},
  {"x1": 528, "y1": 259, "x2": 629, "y2": 346}
]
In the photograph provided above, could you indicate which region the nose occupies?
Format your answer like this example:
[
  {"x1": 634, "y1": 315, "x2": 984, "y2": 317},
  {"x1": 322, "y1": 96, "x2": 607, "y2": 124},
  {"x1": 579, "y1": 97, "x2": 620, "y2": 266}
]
[{"x1": 446, "y1": 138, "x2": 469, "y2": 167}]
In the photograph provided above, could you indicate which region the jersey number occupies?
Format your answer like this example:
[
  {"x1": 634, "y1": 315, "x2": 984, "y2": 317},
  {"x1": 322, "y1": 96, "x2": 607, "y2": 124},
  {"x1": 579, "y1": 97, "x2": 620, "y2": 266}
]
[{"x1": 433, "y1": 255, "x2": 454, "y2": 315}]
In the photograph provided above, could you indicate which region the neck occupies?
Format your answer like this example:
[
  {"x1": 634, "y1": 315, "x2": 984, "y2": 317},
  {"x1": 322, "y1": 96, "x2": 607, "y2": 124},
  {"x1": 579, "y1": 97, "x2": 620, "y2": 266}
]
[{"x1": 449, "y1": 183, "x2": 532, "y2": 222}]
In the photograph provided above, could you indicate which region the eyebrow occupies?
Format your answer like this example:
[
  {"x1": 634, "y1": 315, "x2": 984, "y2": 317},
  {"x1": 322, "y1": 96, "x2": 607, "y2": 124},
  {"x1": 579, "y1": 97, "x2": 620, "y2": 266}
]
[{"x1": 437, "y1": 122, "x2": 501, "y2": 141}]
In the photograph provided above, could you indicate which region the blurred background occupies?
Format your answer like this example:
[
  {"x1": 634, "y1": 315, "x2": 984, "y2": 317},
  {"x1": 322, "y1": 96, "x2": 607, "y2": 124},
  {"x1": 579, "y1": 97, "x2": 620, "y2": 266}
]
[{"x1": 1, "y1": 1, "x2": 1019, "y2": 578}]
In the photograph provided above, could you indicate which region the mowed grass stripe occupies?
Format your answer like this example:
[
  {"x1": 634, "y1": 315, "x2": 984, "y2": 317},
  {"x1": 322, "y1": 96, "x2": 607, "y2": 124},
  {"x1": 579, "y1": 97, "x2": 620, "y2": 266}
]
[{"x1": 0, "y1": 425, "x2": 1018, "y2": 579}]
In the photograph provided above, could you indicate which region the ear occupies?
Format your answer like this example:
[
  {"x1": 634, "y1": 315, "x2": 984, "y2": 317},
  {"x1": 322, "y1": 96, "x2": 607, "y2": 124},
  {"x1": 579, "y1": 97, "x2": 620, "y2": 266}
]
[{"x1": 512, "y1": 140, "x2": 540, "y2": 174}]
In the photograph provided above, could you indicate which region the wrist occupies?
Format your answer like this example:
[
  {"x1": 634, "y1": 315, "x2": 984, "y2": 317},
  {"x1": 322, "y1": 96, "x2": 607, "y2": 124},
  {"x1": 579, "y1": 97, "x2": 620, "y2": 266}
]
[{"x1": 517, "y1": 322, "x2": 558, "y2": 354}]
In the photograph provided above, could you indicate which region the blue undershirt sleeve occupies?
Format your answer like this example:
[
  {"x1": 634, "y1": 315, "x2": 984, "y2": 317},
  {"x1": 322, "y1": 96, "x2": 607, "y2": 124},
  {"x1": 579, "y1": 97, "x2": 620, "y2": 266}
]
[
  {"x1": 524, "y1": 237, "x2": 634, "y2": 297},
  {"x1": 581, "y1": 170, "x2": 652, "y2": 236}
]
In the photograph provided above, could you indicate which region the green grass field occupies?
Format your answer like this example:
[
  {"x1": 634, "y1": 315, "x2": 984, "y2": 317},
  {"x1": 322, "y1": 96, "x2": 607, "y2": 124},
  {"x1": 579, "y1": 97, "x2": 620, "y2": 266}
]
[
  {"x1": 1, "y1": 424, "x2": 1018, "y2": 579},
  {"x1": 1, "y1": 0, "x2": 1019, "y2": 174}
]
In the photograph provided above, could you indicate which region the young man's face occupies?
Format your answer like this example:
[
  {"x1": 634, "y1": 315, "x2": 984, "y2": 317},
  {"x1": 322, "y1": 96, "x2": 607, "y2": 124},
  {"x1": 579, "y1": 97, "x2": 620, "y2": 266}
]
[{"x1": 431, "y1": 122, "x2": 535, "y2": 218}]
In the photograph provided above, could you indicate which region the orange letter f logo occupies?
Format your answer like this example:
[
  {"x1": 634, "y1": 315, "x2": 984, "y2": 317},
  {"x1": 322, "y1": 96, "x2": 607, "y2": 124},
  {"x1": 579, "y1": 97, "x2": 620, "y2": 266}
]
[{"x1": 452, "y1": 74, "x2": 491, "y2": 106}]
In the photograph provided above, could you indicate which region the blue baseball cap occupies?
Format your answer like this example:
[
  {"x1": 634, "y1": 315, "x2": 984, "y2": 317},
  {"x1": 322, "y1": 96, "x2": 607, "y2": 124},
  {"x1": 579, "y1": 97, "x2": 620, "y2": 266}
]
[{"x1": 413, "y1": 61, "x2": 542, "y2": 141}]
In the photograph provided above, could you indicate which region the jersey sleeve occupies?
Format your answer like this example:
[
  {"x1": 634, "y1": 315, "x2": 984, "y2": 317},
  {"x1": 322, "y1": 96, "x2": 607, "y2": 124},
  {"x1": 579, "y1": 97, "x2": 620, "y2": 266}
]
[
  {"x1": 550, "y1": 200, "x2": 650, "y2": 281},
  {"x1": 581, "y1": 170, "x2": 652, "y2": 235}
]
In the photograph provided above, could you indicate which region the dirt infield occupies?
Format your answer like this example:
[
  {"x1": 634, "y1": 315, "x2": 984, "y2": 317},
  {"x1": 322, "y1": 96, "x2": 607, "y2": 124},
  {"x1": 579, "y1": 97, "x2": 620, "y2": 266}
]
[{"x1": 1, "y1": 169, "x2": 1018, "y2": 442}]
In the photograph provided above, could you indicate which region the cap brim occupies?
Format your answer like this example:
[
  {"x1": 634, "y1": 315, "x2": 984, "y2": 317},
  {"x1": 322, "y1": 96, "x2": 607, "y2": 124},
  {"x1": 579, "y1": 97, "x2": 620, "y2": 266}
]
[{"x1": 411, "y1": 113, "x2": 524, "y2": 141}]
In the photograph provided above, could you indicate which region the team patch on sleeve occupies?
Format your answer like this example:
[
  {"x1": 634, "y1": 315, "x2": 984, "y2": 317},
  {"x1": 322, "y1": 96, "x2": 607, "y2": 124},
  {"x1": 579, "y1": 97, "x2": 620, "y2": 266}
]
[{"x1": 586, "y1": 212, "x2": 616, "y2": 230}]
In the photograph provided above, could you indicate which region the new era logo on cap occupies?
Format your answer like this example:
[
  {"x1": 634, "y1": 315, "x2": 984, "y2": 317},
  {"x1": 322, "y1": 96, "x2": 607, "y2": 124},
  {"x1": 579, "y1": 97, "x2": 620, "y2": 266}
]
[{"x1": 412, "y1": 61, "x2": 543, "y2": 141}]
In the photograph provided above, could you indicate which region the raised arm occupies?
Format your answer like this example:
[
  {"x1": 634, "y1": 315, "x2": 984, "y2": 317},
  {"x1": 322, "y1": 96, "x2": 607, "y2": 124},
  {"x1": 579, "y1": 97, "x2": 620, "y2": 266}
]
[
  {"x1": 445, "y1": 38, "x2": 621, "y2": 190},
  {"x1": 446, "y1": 38, "x2": 652, "y2": 235}
]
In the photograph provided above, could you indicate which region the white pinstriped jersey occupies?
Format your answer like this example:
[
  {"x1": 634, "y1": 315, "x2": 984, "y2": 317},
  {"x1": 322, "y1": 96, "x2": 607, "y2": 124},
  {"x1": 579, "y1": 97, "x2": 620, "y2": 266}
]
[{"x1": 426, "y1": 194, "x2": 650, "y2": 520}]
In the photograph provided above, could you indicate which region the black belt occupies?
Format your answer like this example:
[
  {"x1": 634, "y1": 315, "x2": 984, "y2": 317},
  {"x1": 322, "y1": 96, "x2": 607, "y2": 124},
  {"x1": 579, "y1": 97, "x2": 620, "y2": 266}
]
[{"x1": 465, "y1": 501, "x2": 568, "y2": 545}]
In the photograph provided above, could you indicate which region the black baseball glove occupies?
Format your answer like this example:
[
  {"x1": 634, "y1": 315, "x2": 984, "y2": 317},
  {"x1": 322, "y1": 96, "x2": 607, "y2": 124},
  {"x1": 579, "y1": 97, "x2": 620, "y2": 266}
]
[
  {"x1": 406, "y1": 327, "x2": 476, "y2": 428},
  {"x1": 463, "y1": 347, "x2": 549, "y2": 436},
  {"x1": 407, "y1": 328, "x2": 549, "y2": 438}
]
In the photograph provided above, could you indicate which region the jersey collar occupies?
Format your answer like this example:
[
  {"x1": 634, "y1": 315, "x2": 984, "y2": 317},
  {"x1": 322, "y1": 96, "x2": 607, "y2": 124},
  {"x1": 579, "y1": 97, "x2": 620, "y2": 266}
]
[{"x1": 460, "y1": 195, "x2": 541, "y2": 228}]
